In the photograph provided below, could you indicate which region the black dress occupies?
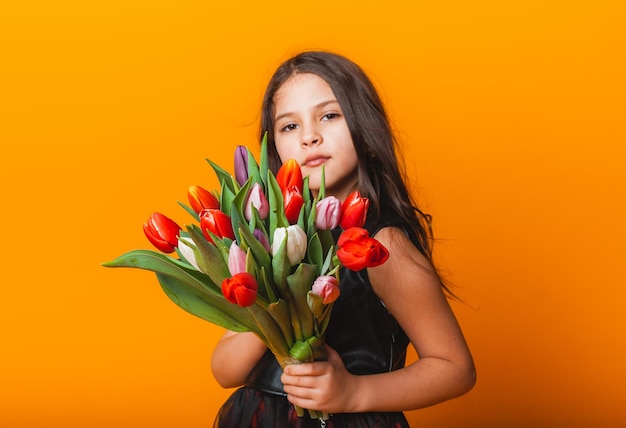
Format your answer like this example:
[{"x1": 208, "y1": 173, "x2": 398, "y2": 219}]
[{"x1": 213, "y1": 212, "x2": 419, "y2": 428}]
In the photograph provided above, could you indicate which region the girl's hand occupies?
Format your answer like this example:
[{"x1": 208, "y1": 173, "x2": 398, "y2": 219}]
[{"x1": 280, "y1": 346, "x2": 359, "y2": 414}]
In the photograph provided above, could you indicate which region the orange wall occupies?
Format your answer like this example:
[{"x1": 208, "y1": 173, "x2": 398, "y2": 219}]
[{"x1": 1, "y1": 1, "x2": 624, "y2": 427}]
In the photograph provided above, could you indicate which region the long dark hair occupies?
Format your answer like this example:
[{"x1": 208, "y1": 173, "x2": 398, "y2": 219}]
[{"x1": 260, "y1": 51, "x2": 450, "y2": 293}]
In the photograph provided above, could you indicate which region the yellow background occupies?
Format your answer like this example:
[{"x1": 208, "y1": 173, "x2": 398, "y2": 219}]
[{"x1": 2, "y1": 1, "x2": 624, "y2": 426}]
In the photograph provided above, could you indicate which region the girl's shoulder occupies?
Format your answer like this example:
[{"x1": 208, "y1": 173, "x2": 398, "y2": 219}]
[{"x1": 367, "y1": 208, "x2": 424, "y2": 254}]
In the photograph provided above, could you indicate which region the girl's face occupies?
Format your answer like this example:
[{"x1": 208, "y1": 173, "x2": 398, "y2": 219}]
[{"x1": 273, "y1": 73, "x2": 358, "y2": 201}]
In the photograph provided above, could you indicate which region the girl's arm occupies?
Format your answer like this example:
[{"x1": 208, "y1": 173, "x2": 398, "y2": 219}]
[
  {"x1": 211, "y1": 331, "x2": 267, "y2": 388},
  {"x1": 281, "y1": 226, "x2": 476, "y2": 413}
]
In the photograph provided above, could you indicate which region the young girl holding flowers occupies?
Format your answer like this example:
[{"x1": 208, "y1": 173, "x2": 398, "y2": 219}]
[{"x1": 211, "y1": 51, "x2": 475, "y2": 427}]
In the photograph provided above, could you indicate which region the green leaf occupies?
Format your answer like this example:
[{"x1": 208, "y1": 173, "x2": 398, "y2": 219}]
[
  {"x1": 317, "y1": 302, "x2": 334, "y2": 336},
  {"x1": 177, "y1": 201, "x2": 200, "y2": 221},
  {"x1": 318, "y1": 229, "x2": 335, "y2": 257},
  {"x1": 271, "y1": 233, "x2": 290, "y2": 298},
  {"x1": 247, "y1": 148, "x2": 261, "y2": 189},
  {"x1": 288, "y1": 335, "x2": 327, "y2": 363},
  {"x1": 156, "y1": 272, "x2": 254, "y2": 333},
  {"x1": 186, "y1": 227, "x2": 231, "y2": 285},
  {"x1": 307, "y1": 291, "x2": 324, "y2": 319},
  {"x1": 320, "y1": 244, "x2": 335, "y2": 276},
  {"x1": 318, "y1": 166, "x2": 326, "y2": 200},
  {"x1": 219, "y1": 181, "x2": 236, "y2": 216},
  {"x1": 230, "y1": 179, "x2": 253, "y2": 243},
  {"x1": 287, "y1": 263, "x2": 317, "y2": 339},
  {"x1": 246, "y1": 303, "x2": 290, "y2": 362},
  {"x1": 296, "y1": 200, "x2": 307, "y2": 232},
  {"x1": 267, "y1": 172, "x2": 288, "y2": 234},
  {"x1": 102, "y1": 250, "x2": 258, "y2": 332},
  {"x1": 259, "y1": 132, "x2": 269, "y2": 189},
  {"x1": 258, "y1": 266, "x2": 277, "y2": 303},
  {"x1": 307, "y1": 233, "x2": 323, "y2": 272},
  {"x1": 207, "y1": 158, "x2": 238, "y2": 195},
  {"x1": 302, "y1": 176, "x2": 311, "y2": 205},
  {"x1": 239, "y1": 225, "x2": 271, "y2": 275},
  {"x1": 267, "y1": 298, "x2": 294, "y2": 347}
]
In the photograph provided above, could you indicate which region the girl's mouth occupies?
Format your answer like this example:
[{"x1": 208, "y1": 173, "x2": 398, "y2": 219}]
[{"x1": 303, "y1": 155, "x2": 329, "y2": 167}]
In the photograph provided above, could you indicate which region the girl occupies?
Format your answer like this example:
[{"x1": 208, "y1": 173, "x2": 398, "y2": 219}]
[{"x1": 211, "y1": 51, "x2": 475, "y2": 427}]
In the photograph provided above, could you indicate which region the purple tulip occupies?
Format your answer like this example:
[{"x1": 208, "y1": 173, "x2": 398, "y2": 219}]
[
  {"x1": 228, "y1": 242, "x2": 247, "y2": 275},
  {"x1": 234, "y1": 145, "x2": 249, "y2": 186},
  {"x1": 253, "y1": 229, "x2": 271, "y2": 253},
  {"x1": 315, "y1": 196, "x2": 341, "y2": 230},
  {"x1": 245, "y1": 182, "x2": 269, "y2": 221}
]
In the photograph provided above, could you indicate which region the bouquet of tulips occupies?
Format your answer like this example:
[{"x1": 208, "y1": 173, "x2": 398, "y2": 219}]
[{"x1": 102, "y1": 135, "x2": 389, "y2": 420}]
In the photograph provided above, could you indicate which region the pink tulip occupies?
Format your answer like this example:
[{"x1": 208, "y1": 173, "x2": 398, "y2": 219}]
[
  {"x1": 228, "y1": 242, "x2": 247, "y2": 275},
  {"x1": 311, "y1": 275, "x2": 340, "y2": 304},
  {"x1": 315, "y1": 196, "x2": 341, "y2": 230},
  {"x1": 245, "y1": 182, "x2": 269, "y2": 221}
]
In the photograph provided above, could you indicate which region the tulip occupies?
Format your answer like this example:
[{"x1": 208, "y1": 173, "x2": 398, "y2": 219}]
[
  {"x1": 178, "y1": 237, "x2": 200, "y2": 270},
  {"x1": 188, "y1": 185, "x2": 219, "y2": 214},
  {"x1": 143, "y1": 212, "x2": 181, "y2": 253},
  {"x1": 199, "y1": 209, "x2": 235, "y2": 242},
  {"x1": 253, "y1": 228, "x2": 271, "y2": 253},
  {"x1": 315, "y1": 196, "x2": 341, "y2": 230},
  {"x1": 221, "y1": 272, "x2": 258, "y2": 307},
  {"x1": 311, "y1": 275, "x2": 340, "y2": 304},
  {"x1": 339, "y1": 191, "x2": 369, "y2": 229},
  {"x1": 283, "y1": 185, "x2": 305, "y2": 224},
  {"x1": 228, "y1": 242, "x2": 247, "y2": 275},
  {"x1": 336, "y1": 227, "x2": 389, "y2": 270},
  {"x1": 276, "y1": 158, "x2": 303, "y2": 193},
  {"x1": 234, "y1": 145, "x2": 249, "y2": 186},
  {"x1": 272, "y1": 225, "x2": 307, "y2": 266},
  {"x1": 244, "y1": 182, "x2": 269, "y2": 221}
]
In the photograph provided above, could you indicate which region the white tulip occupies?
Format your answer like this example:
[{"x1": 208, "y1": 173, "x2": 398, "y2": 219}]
[
  {"x1": 178, "y1": 237, "x2": 200, "y2": 271},
  {"x1": 272, "y1": 225, "x2": 307, "y2": 266}
]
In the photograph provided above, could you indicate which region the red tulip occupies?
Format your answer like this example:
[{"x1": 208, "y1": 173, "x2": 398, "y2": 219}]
[
  {"x1": 221, "y1": 272, "x2": 258, "y2": 307},
  {"x1": 339, "y1": 191, "x2": 369, "y2": 229},
  {"x1": 199, "y1": 209, "x2": 235, "y2": 242},
  {"x1": 188, "y1": 185, "x2": 219, "y2": 214},
  {"x1": 143, "y1": 212, "x2": 181, "y2": 253},
  {"x1": 276, "y1": 159, "x2": 303, "y2": 193},
  {"x1": 336, "y1": 227, "x2": 389, "y2": 270},
  {"x1": 283, "y1": 185, "x2": 304, "y2": 224}
]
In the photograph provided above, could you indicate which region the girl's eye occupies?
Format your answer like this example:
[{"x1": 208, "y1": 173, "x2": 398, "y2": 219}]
[
  {"x1": 322, "y1": 113, "x2": 340, "y2": 121},
  {"x1": 279, "y1": 123, "x2": 298, "y2": 132}
]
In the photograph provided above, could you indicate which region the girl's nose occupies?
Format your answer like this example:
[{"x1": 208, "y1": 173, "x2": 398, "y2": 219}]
[{"x1": 301, "y1": 127, "x2": 322, "y2": 146}]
